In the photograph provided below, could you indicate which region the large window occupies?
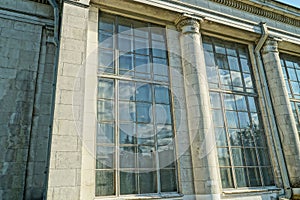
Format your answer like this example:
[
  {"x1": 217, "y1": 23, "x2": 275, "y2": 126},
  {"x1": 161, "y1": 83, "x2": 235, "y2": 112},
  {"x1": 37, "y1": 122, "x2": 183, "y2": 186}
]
[
  {"x1": 280, "y1": 54, "x2": 300, "y2": 136},
  {"x1": 96, "y1": 13, "x2": 177, "y2": 196},
  {"x1": 203, "y1": 36, "x2": 274, "y2": 189}
]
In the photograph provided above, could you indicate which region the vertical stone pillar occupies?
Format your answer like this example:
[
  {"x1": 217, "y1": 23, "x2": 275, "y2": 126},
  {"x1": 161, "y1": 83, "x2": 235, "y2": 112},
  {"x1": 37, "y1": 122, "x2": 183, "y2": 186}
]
[
  {"x1": 262, "y1": 38, "x2": 300, "y2": 188},
  {"x1": 176, "y1": 16, "x2": 221, "y2": 200}
]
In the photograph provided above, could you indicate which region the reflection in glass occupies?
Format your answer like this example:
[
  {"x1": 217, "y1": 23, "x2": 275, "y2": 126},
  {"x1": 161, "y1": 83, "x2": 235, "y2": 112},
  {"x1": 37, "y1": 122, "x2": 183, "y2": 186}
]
[
  {"x1": 235, "y1": 168, "x2": 248, "y2": 187},
  {"x1": 155, "y1": 86, "x2": 169, "y2": 104},
  {"x1": 218, "y1": 148, "x2": 230, "y2": 166},
  {"x1": 120, "y1": 147, "x2": 136, "y2": 168},
  {"x1": 136, "y1": 103, "x2": 151, "y2": 123},
  {"x1": 95, "y1": 171, "x2": 115, "y2": 196},
  {"x1": 97, "y1": 123, "x2": 114, "y2": 143},
  {"x1": 138, "y1": 146, "x2": 155, "y2": 168},
  {"x1": 220, "y1": 168, "x2": 234, "y2": 188},
  {"x1": 96, "y1": 146, "x2": 114, "y2": 169},
  {"x1": 98, "y1": 100, "x2": 114, "y2": 121},
  {"x1": 160, "y1": 169, "x2": 177, "y2": 192},
  {"x1": 120, "y1": 171, "x2": 137, "y2": 194},
  {"x1": 139, "y1": 171, "x2": 157, "y2": 193},
  {"x1": 136, "y1": 84, "x2": 152, "y2": 102}
]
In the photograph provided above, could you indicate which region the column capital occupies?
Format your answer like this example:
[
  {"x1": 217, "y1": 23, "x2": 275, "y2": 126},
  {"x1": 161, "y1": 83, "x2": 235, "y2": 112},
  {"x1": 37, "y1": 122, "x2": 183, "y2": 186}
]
[
  {"x1": 175, "y1": 14, "x2": 203, "y2": 34},
  {"x1": 262, "y1": 37, "x2": 281, "y2": 54}
]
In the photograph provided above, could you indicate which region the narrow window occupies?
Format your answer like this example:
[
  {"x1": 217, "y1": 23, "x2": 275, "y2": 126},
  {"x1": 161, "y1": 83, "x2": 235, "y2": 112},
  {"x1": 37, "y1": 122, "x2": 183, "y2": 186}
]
[
  {"x1": 203, "y1": 36, "x2": 274, "y2": 188},
  {"x1": 96, "y1": 13, "x2": 177, "y2": 196},
  {"x1": 280, "y1": 54, "x2": 300, "y2": 137}
]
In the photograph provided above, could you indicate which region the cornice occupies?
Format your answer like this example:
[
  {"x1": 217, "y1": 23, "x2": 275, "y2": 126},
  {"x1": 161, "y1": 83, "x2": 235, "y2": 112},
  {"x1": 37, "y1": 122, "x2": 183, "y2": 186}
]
[{"x1": 209, "y1": 0, "x2": 300, "y2": 27}]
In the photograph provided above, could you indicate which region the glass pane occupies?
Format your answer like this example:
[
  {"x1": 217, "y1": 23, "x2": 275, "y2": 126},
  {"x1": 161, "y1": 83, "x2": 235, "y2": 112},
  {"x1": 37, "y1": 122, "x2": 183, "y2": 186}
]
[
  {"x1": 96, "y1": 146, "x2": 114, "y2": 169},
  {"x1": 253, "y1": 129, "x2": 266, "y2": 147},
  {"x1": 136, "y1": 103, "x2": 151, "y2": 123},
  {"x1": 215, "y1": 128, "x2": 227, "y2": 146},
  {"x1": 210, "y1": 92, "x2": 221, "y2": 109},
  {"x1": 158, "y1": 145, "x2": 175, "y2": 168},
  {"x1": 120, "y1": 123, "x2": 136, "y2": 144},
  {"x1": 228, "y1": 56, "x2": 239, "y2": 71},
  {"x1": 98, "y1": 79, "x2": 114, "y2": 99},
  {"x1": 135, "y1": 37, "x2": 149, "y2": 55},
  {"x1": 135, "y1": 55, "x2": 150, "y2": 73},
  {"x1": 154, "y1": 85, "x2": 170, "y2": 104},
  {"x1": 152, "y1": 40, "x2": 166, "y2": 58},
  {"x1": 206, "y1": 66, "x2": 218, "y2": 84},
  {"x1": 220, "y1": 168, "x2": 234, "y2": 188},
  {"x1": 99, "y1": 49, "x2": 114, "y2": 68},
  {"x1": 119, "y1": 53, "x2": 133, "y2": 71},
  {"x1": 248, "y1": 97, "x2": 257, "y2": 112},
  {"x1": 95, "y1": 170, "x2": 114, "y2": 196},
  {"x1": 119, "y1": 34, "x2": 132, "y2": 52},
  {"x1": 235, "y1": 168, "x2": 248, "y2": 187},
  {"x1": 160, "y1": 169, "x2": 177, "y2": 192},
  {"x1": 204, "y1": 51, "x2": 215, "y2": 66},
  {"x1": 212, "y1": 109, "x2": 224, "y2": 127},
  {"x1": 240, "y1": 58, "x2": 250, "y2": 73},
  {"x1": 120, "y1": 147, "x2": 136, "y2": 168},
  {"x1": 99, "y1": 15, "x2": 114, "y2": 32},
  {"x1": 241, "y1": 130, "x2": 254, "y2": 147},
  {"x1": 231, "y1": 71, "x2": 243, "y2": 87},
  {"x1": 243, "y1": 73, "x2": 253, "y2": 88},
  {"x1": 288, "y1": 68, "x2": 297, "y2": 81},
  {"x1": 291, "y1": 81, "x2": 300, "y2": 95},
  {"x1": 153, "y1": 57, "x2": 168, "y2": 76},
  {"x1": 134, "y1": 23, "x2": 149, "y2": 38},
  {"x1": 120, "y1": 171, "x2": 137, "y2": 194},
  {"x1": 262, "y1": 167, "x2": 275, "y2": 186},
  {"x1": 155, "y1": 104, "x2": 171, "y2": 124},
  {"x1": 232, "y1": 148, "x2": 245, "y2": 166},
  {"x1": 235, "y1": 95, "x2": 247, "y2": 111},
  {"x1": 215, "y1": 43, "x2": 226, "y2": 54},
  {"x1": 157, "y1": 125, "x2": 173, "y2": 146},
  {"x1": 244, "y1": 148, "x2": 258, "y2": 166},
  {"x1": 229, "y1": 129, "x2": 242, "y2": 146},
  {"x1": 119, "y1": 101, "x2": 136, "y2": 122},
  {"x1": 99, "y1": 31, "x2": 113, "y2": 48},
  {"x1": 137, "y1": 124, "x2": 154, "y2": 145},
  {"x1": 118, "y1": 17, "x2": 132, "y2": 34},
  {"x1": 139, "y1": 171, "x2": 157, "y2": 193},
  {"x1": 219, "y1": 69, "x2": 231, "y2": 86},
  {"x1": 238, "y1": 112, "x2": 250, "y2": 129},
  {"x1": 251, "y1": 113, "x2": 260, "y2": 128},
  {"x1": 138, "y1": 146, "x2": 155, "y2": 168},
  {"x1": 98, "y1": 100, "x2": 114, "y2": 121},
  {"x1": 151, "y1": 28, "x2": 164, "y2": 41},
  {"x1": 136, "y1": 84, "x2": 152, "y2": 102},
  {"x1": 226, "y1": 47, "x2": 237, "y2": 57},
  {"x1": 119, "y1": 81, "x2": 135, "y2": 101},
  {"x1": 224, "y1": 94, "x2": 236, "y2": 110},
  {"x1": 248, "y1": 168, "x2": 261, "y2": 187},
  {"x1": 258, "y1": 148, "x2": 271, "y2": 166},
  {"x1": 217, "y1": 148, "x2": 231, "y2": 166},
  {"x1": 216, "y1": 56, "x2": 229, "y2": 69},
  {"x1": 226, "y1": 111, "x2": 239, "y2": 128},
  {"x1": 97, "y1": 123, "x2": 114, "y2": 144}
]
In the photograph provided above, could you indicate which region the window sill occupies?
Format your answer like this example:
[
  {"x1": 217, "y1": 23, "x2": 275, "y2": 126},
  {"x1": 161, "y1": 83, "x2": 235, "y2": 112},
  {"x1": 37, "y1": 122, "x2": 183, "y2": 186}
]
[
  {"x1": 223, "y1": 186, "x2": 281, "y2": 195},
  {"x1": 94, "y1": 193, "x2": 183, "y2": 200}
]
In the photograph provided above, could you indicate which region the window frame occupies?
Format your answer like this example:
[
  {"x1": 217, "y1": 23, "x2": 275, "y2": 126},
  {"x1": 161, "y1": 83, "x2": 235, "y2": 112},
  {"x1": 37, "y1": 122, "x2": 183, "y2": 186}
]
[{"x1": 96, "y1": 12, "x2": 179, "y2": 198}]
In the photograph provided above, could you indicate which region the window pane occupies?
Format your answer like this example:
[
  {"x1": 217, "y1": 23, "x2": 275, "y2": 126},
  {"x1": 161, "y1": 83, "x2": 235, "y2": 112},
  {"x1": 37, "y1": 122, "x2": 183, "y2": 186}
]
[
  {"x1": 215, "y1": 43, "x2": 226, "y2": 54},
  {"x1": 119, "y1": 81, "x2": 135, "y2": 100},
  {"x1": 153, "y1": 57, "x2": 168, "y2": 76},
  {"x1": 216, "y1": 56, "x2": 229, "y2": 69},
  {"x1": 160, "y1": 169, "x2": 177, "y2": 192},
  {"x1": 228, "y1": 56, "x2": 239, "y2": 71},
  {"x1": 119, "y1": 53, "x2": 133, "y2": 71},
  {"x1": 151, "y1": 28, "x2": 164, "y2": 41},
  {"x1": 235, "y1": 168, "x2": 248, "y2": 187},
  {"x1": 152, "y1": 40, "x2": 166, "y2": 58},
  {"x1": 206, "y1": 66, "x2": 218, "y2": 84},
  {"x1": 224, "y1": 94, "x2": 236, "y2": 110},
  {"x1": 248, "y1": 97, "x2": 257, "y2": 112},
  {"x1": 248, "y1": 168, "x2": 261, "y2": 187},
  {"x1": 240, "y1": 58, "x2": 250, "y2": 73},
  {"x1": 120, "y1": 147, "x2": 136, "y2": 168},
  {"x1": 136, "y1": 84, "x2": 152, "y2": 102},
  {"x1": 119, "y1": 101, "x2": 136, "y2": 122},
  {"x1": 139, "y1": 171, "x2": 157, "y2": 193},
  {"x1": 135, "y1": 55, "x2": 150, "y2": 73},
  {"x1": 210, "y1": 92, "x2": 221, "y2": 109},
  {"x1": 226, "y1": 111, "x2": 239, "y2": 128},
  {"x1": 232, "y1": 148, "x2": 245, "y2": 166},
  {"x1": 229, "y1": 129, "x2": 242, "y2": 146},
  {"x1": 155, "y1": 104, "x2": 171, "y2": 125},
  {"x1": 98, "y1": 100, "x2": 114, "y2": 121},
  {"x1": 138, "y1": 146, "x2": 155, "y2": 168},
  {"x1": 98, "y1": 79, "x2": 114, "y2": 99},
  {"x1": 120, "y1": 123, "x2": 136, "y2": 144},
  {"x1": 99, "y1": 31, "x2": 113, "y2": 48},
  {"x1": 220, "y1": 168, "x2": 234, "y2": 188},
  {"x1": 99, "y1": 49, "x2": 114, "y2": 68},
  {"x1": 219, "y1": 69, "x2": 231, "y2": 85},
  {"x1": 218, "y1": 148, "x2": 231, "y2": 166},
  {"x1": 241, "y1": 130, "x2": 254, "y2": 147},
  {"x1": 155, "y1": 85, "x2": 170, "y2": 104},
  {"x1": 215, "y1": 128, "x2": 227, "y2": 146},
  {"x1": 96, "y1": 146, "x2": 114, "y2": 169},
  {"x1": 137, "y1": 124, "x2": 154, "y2": 145},
  {"x1": 258, "y1": 149, "x2": 271, "y2": 166},
  {"x1": 238, "y1": 112, "x2": 250, "y2": 129},
  {"x1": 262, "y1": 167, "x2": 275, "y2": 186},
  {"x1": 245, "y1": 148, "x2": 258, "y2": 166},
  {"x1": 231, "y1": 71, "x2": 243, "y2": 87},
  {"x1": 158, "y1": 144, "x2": 175, "y2": 168},
  {"x1": 243, "y1": 73, "x2": 253, "y2": 88},
  {"x1": 235, "y1": 95, "x2": 247, "y2": 111},
  {"x1": 119, "y1": 34, "x2": 132, "y2": 52},
  {"x1": 120, "y1": 171, "x2": 137, "y2": 194},
  {"x1": 97, "y1": 123, "x2": 114, "y2": 144},
  {"x1": 95, "y1": 171, "x2": 115, "y2": 196},
  {"x1": 211, "y1": 110, "x2": 223, "y2": 128},
  {"x1": 135, "y1": 37, "x2": 149, "y2": 55},
  {"x1": 157, "y1": 125, "x2": 173, "y2": 146},
  {"x1": 136, "y1": 103, "x2": 151, "y2": 123},
  {"x1": 99, "y1": 14, "x2": 114, "y2": 32},
  {"x1": 288, "y1": 68, "x2": 297, "y2": 81}
]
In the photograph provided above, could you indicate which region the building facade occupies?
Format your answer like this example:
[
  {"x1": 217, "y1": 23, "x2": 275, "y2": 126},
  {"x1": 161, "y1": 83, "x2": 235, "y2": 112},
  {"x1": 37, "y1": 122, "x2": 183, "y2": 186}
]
[{"x1": 0, "y1": 0, "x2": 300, "y2": 199}]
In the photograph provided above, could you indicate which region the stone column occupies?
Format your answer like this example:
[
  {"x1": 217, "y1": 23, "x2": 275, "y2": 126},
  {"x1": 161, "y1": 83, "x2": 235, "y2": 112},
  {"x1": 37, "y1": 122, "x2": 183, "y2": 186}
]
[
  {"x1": 262, "y1": 38, "x2": 300, "y2": 188},
  {"x1": 176, "y1": 16, "x2": 221, "y2": 200}
]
